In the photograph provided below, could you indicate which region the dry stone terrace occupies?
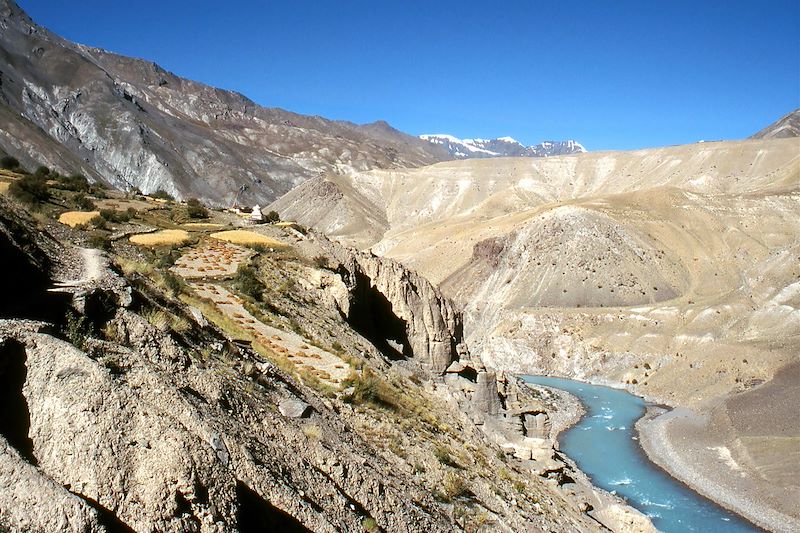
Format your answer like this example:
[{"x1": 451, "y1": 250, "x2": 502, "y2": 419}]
[
  {"x1": 191, "y1": 282, "x2": 351, "y2": 385},
  {"x1": 172, "y1": 240, "x2": 253, "y2": 279}
]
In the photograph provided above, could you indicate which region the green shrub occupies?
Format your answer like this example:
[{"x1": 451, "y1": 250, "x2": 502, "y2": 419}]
[
  {"x1": 151, "y1": 189, "x2": 174, "y2": 201},
  {"x1": 186, "y1": 198, "x2": 209, "y2": 219},
  {"x1": 234, "y1": 265, "x2": 264, "y2": 301},
  {"x1": 0, "y1": 156, "x2": 19, "y2": 170},
  {"x1": 34, "y1": 165, "x2": 50, "y2": 177},
  {"x1": 435, "y1": 473, "x2": 470, "y2": 503},
  {"x1": 264, "y1": 210, "x2": 280, "y2": 222},
  {"x1": 8, "y1": 174, "x2": 50, "y2": 205},
  {"x1": 433, "y1": 444, "x2": 461, "y2": 469},
  {"x1": 64, "y1": 311, "x2": 92, "y2": 351},
  {"x1": 90, "y1": 216, "x2": 108, "y2": 230},
  {"x1": 313, "y1": 255, "x2": 329, "y2": 269},
  {"x1": 161, "y1": 270, "x2": 185, "y2": 296},
  {"x1": 155, "y1": 249, "x2": 179, "y2": 269},
  {"x1": 55, "y1": 173, "x2": 90, "y2": 192},
  {"x1": 99, "y1": 208, "x2": 132, "y2": 224},
  {"x1": 74, "y1": 193, "x2": 96, "y2": 210},
  {"x1": 361, "y1": 518, "x2": 378, "y2": 533},
  {"x1": 87, "y1": 232, "x2": 111, "y2": 250},
  {"x1": 90, "y1": 182, "x2": 108, "y2": 198}
]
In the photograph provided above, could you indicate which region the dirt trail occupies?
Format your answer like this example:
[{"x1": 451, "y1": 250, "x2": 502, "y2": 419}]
[{"x1": 80, "y1": 247, "x2": 103, "y2": 283}]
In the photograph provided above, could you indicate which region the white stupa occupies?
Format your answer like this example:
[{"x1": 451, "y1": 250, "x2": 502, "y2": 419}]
[{"x1": 250, "y1": 204, "x2": 263, "y2": 222}]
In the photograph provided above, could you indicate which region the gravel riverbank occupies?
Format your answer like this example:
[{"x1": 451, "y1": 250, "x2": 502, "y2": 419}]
[{"x1": 637, "y1": 405, "x2": 798, "y2": 533}]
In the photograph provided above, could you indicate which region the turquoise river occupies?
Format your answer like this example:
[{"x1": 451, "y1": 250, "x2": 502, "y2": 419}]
[{"x1": 522, "y1": 375, "x2": 763, "y2": 532}]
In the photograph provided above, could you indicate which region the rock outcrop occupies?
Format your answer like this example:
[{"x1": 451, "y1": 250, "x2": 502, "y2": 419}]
[
  {"x1": 316, "y1": 237, "x2": 465, "y2": 374},
  {"x1": 749, "y1": 108, "x2": 800, "y2": 139},
  {"x1": 0, "y1": 318, "x2": 463, "y2": 532},
  {"x1": 441, "y1": 359, "x2": 658, "y2": 532}
]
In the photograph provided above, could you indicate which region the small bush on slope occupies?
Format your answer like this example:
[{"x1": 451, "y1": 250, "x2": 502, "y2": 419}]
[{"x1": 8, "y1": 175, "x2": 50, "y2": 206}]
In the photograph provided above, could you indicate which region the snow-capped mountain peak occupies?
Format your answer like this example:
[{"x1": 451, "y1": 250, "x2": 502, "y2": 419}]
[
  {"x1": 419, "y1": 134, "x2": 499, "y2": 158},
  {"x1": 420, "y1": 134, "x2": 586, "y2": 159}
]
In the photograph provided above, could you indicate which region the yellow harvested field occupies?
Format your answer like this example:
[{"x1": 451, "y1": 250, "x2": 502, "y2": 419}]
[
  {"x1": 183, "y1": 222, "x2": 225, "y2": 230},
  {"x1": 0, "y1": 182, "x2": 9, "y2": 193},
  {"x1": 209, "y1": 230, "x2": 286, "y2": 247},
  {"x1": 58, "y1": 211, "x2": 100, "y2": 227},
  {"x1": 274, "y1": 221, "x2": 297, "y2": 227},
  {"x1": 130, "y1": 229, "x2": 190, "y2": 246},
  {"x1": 0, "y1": 169, "x2": 22, "y2": 179}
]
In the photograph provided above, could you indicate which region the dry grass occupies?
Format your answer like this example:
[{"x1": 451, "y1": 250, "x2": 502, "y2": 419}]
[
  {"x1": 142, "y1": 308, "x2": 170, "y2": 331},
  {"x1": 58, "y1": 211, "x2": 101, "y2": 227},
  {"x1": 116, "y1": 258, "x2": 155, "y2": 276},
  {"x1": 301, "y1": 423, "x2": 322, "y2": 440},
  {"x1": 130, "y1": 229, "x2": 190, "y2": 246},
  {"x1": 438, "y1": 473, "x2": 470, "y2": 502},
  {"x1": 0, "y1": 182, "x2": 10, "y2": 194},
  {"x1": 183, "y1": 222, "x2": 225, "y2": 230},
  {"x1": 209, "y1": 230, "x2": 286, "y2": 247}
]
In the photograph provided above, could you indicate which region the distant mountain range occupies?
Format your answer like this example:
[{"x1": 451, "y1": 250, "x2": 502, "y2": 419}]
[{"x1": 419, "y1": 134, "x2": 586, "y2": 159}]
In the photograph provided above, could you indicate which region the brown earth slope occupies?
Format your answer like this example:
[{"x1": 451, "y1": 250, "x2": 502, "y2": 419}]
[{"x1": 750, "y1": 109, "x2": 800, "y2": 140}]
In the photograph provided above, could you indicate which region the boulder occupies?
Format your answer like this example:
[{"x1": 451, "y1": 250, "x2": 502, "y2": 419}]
[{"x1": 279, "y1": 398, "x2": 311, "y2": 418}]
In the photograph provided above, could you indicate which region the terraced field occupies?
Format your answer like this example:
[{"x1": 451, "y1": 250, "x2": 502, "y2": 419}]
[{"x1": 170, "y1": 234, "x2": 351, "y2": 387}]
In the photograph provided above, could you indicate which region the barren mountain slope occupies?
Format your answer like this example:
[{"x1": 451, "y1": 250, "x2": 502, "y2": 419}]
[
  {"x1": 750, "y1": 108, "x2": 800, "y2": 139},
  {"x1": 273, "y1": 137, "x2": 798, "y2": 254},
  {"x1": 272, "y1": 136, "x2": 800, "y2": 529},
  {"x1": 270, "y1": 137, "x2": 800, "y2": 387},
  {"x1": 0, "y1": 0, "x2": 447, "y2": 204}
]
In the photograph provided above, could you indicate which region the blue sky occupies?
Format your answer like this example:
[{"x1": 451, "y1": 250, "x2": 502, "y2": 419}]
[{"x1": 18, "y1": 0, "x2": 800, "y2": 150}]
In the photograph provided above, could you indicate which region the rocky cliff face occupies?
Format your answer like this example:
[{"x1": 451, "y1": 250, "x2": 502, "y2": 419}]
[
  {"x1": 1, "y1": 318, "x2": 459, "y2": 532},
  {"x1": 0, "y1": 0, "x2": 448, "y2": 204},
  {"x1": 315, "y1": 236, "x2": 465, "y2": 373}
]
